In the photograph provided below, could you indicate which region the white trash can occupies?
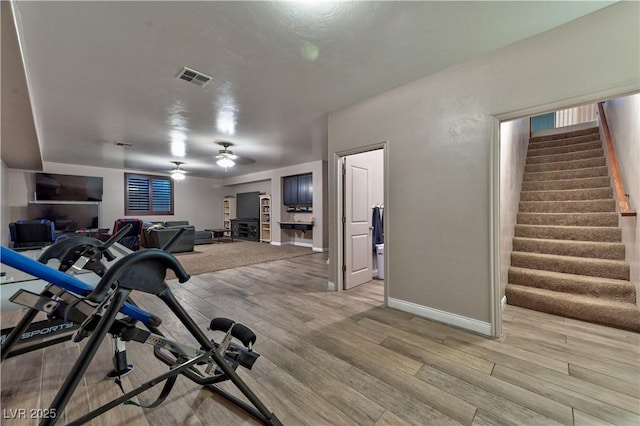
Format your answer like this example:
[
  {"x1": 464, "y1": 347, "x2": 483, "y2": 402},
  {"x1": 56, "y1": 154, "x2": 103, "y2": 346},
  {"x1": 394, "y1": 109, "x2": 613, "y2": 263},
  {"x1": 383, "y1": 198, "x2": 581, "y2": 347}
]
[{"x1": 375, "y1": 244, "x2": 384, "y2": 279}]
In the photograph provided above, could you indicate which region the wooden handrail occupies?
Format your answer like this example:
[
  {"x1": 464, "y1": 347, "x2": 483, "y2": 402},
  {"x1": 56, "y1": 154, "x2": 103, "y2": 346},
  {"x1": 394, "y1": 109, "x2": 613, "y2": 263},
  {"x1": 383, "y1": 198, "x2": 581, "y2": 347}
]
[{"x1": 598, "y1": 102, "x2": 636, "y2": 217}]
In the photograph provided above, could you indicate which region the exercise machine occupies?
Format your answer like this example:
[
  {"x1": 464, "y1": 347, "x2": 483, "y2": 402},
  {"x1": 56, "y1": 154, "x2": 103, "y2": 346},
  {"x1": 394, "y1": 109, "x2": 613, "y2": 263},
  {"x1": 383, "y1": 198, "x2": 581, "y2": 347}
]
[
  {"x1": 0, "y1": 236, "x2": 281, "y2": 425},
  {"x1": 1, "y1": 224, "x2": 135, "y2": 360}
]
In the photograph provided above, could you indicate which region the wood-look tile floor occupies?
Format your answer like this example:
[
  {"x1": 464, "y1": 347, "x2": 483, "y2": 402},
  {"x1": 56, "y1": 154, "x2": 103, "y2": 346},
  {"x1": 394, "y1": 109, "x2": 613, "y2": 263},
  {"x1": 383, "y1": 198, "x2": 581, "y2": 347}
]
[{"x1": 1, "y1": 252, "x2": 639, "y2": 425}]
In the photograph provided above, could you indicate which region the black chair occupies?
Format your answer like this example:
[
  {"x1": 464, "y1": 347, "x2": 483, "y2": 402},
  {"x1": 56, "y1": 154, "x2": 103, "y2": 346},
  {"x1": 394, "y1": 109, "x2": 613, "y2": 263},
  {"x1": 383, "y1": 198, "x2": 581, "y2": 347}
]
[
  {"x1": 111, "y1": 218, "x2": 143, "y2": 251},
  {"x1": 8, "y1": 219, "x2": 56, "y2": 250}
]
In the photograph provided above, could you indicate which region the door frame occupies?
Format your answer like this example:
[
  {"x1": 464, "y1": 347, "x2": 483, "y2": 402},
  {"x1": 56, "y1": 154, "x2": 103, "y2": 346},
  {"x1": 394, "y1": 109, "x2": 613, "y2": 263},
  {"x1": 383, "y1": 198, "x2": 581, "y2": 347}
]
[
  {"x1": 334, "y1": 141, "x2": 388, "y2": 303},
  {"x1": 491, "y1": 86, "x2": 638, "y2": 338}
]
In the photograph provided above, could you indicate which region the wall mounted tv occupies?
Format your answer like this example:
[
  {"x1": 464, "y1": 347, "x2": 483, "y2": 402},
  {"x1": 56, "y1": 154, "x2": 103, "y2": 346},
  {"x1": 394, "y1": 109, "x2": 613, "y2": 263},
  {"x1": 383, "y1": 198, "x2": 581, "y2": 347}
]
[
  {"x1": 236, "y1": 191, "x2": 260, "y2": 220},
  {"x1": 35, "y1": 173, "x2": 103, "y2": 201}
]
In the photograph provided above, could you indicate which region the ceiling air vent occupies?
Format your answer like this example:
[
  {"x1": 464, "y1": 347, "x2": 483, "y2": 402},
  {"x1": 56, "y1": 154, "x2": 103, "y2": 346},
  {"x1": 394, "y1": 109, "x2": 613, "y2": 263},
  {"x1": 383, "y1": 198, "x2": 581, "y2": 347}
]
[{"x1": 177, "y1": 67, "x2": 212, "y2": 87}]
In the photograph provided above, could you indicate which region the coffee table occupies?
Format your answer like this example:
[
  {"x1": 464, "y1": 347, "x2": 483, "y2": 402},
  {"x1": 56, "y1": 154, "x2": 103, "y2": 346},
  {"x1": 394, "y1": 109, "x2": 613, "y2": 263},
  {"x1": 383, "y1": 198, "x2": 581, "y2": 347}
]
[{"x1": 205, "y1": 228, "x2": 233, "y2": 243}]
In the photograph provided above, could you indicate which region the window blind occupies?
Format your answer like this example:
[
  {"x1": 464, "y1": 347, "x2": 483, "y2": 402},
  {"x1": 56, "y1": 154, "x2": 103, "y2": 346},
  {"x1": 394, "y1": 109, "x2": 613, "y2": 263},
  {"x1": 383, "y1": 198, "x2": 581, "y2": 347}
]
[{"x1": 125, "y1": 173, "x2": 174, "y2": 215}]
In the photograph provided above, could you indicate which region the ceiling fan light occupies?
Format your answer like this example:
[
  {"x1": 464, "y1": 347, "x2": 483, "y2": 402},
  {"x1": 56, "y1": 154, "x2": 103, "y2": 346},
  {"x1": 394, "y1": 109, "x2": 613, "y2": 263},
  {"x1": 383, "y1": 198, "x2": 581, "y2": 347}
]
[
  {"x1": 170, "y1": 169, "x2": 186, "y2": 180},
  {"x1": 216, "y1": 157, "x2": 235, "y2": 168}
]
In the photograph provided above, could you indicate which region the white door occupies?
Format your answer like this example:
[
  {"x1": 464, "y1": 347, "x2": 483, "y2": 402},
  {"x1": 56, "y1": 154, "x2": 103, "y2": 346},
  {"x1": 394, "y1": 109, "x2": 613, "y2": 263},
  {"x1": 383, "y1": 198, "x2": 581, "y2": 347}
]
[{"x1": 344, "y1": 155, "x2": 373, "y2": 289}]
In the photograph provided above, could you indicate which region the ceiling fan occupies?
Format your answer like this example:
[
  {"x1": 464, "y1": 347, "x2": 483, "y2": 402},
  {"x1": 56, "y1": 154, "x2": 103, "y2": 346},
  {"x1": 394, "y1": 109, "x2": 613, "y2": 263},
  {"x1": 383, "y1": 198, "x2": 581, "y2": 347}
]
[
  {"x1": 215, "y1": 142, "x2": 238, "y2": 169},
  {"x1": 169, "y1": 161, "x2": 186, "y2": 180},
  {"x1": 215, "y1": 142, "x2": 255, "y2": 169}
]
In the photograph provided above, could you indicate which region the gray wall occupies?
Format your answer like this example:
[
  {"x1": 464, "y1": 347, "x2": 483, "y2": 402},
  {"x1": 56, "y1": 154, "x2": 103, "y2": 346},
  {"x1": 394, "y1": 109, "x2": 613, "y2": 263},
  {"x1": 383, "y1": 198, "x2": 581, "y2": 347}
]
[
  {"x1": 328, "y1": 2, "x2": 640, "y2": 326},
  {"x1": 604, "y1": 94, "x2": 640, "y2": 300},
  {"x1": 500, "y1": 118, "x2": 530, "y2": 297}
]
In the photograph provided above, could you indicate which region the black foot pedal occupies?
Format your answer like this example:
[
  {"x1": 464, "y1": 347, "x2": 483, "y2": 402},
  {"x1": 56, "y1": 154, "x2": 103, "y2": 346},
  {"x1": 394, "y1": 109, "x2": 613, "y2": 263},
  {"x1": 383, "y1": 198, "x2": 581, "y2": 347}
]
[
  {"x1": 230, "y1": 323, "x2": 257, "y2": 349},
  {"x1": 228, "y1": 342, "x2": 260, "y2": 370},
  {"x1": 209, "y1": 317, "x2": 256, "y2": 349},
  {"x1": 209, "y1": 317, "x2": 234, "y2": 332}
]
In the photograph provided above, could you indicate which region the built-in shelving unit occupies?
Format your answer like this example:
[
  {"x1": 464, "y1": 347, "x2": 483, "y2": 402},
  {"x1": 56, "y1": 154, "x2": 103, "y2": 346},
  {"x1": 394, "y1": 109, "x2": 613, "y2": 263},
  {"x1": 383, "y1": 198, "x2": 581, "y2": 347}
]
[
  {"x1": 223, "y1": 197, "x2": 236, "y2": 231},
  {"x1": 259, "y1": 194, "x2": 271, "y2": 242}
]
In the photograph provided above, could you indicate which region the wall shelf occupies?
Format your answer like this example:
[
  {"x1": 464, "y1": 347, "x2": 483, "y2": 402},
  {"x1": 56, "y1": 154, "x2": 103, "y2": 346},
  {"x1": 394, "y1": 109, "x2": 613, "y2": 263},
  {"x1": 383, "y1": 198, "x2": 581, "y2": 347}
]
[
  {"x1": 223, "y1": 197, "x2": 236, "y2": 231},
  {"x1": 260, "y1": 195, "x2": 271, "y2": 242}
]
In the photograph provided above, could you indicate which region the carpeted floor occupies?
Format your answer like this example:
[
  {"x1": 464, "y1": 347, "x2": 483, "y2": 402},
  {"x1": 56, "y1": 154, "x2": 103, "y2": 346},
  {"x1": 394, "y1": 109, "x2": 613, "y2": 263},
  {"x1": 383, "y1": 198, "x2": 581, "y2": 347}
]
[{"x1": 168, "y1": 240, "x2": 313, "y2": 278}]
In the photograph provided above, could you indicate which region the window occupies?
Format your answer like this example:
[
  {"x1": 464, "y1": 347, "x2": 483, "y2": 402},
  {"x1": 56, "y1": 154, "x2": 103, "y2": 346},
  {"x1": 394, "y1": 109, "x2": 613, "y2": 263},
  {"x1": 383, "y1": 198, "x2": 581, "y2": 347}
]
[{"x1": 124, "y1": 173, "x2": 174, "y2": 215}]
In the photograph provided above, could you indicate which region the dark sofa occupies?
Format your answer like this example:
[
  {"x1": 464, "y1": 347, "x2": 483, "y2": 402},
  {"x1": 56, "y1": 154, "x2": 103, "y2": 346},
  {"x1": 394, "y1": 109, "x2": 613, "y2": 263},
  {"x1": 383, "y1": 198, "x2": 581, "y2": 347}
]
[
  {"x1": 164, "y1": 221, "x2": 216, "y2": 245},
  {"x1": 142, "y1": 221, "x2": 195, "y2": 253},
  {"x1": 142, "y1": 221, "x2": 215, "y2": 252}
]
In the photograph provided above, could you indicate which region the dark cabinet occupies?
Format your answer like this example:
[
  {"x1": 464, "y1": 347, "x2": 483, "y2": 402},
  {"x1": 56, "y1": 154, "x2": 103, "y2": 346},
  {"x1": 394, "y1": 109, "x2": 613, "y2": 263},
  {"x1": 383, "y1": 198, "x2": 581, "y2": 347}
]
[
  {"x1": 282, "y1": 173, "x2": 312, "y2": 206},
  {"x1": 297, "y1": 173, "x2": 313, "y2": 205},
  {"x1": 231, "y1": 219, "x2": 259, "y2": 241},
  {"x1": 283, "y1": 176, "x2": 299, "y2": 205}
]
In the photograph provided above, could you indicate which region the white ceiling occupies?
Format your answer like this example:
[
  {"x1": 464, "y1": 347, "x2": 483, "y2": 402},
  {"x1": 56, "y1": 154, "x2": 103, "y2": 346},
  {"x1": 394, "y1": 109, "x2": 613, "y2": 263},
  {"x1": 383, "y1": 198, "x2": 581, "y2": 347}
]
[{"x1": 6, "y1": 1, "x2": 613, "y2": 179}]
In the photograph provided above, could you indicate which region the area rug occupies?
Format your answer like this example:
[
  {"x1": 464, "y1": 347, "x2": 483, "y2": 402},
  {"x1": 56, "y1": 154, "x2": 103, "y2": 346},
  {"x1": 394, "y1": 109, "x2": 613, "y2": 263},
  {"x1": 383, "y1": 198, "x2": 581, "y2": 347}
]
[{"x1": 168, "y1": 240, "x2": 313, "y2": 277}]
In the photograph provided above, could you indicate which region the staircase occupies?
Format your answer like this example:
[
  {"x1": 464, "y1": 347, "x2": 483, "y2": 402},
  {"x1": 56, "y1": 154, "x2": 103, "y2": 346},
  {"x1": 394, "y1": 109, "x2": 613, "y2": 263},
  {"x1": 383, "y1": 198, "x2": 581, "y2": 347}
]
[{"x1": 506, "y1": 126, "x2": 640, "y2": 332}]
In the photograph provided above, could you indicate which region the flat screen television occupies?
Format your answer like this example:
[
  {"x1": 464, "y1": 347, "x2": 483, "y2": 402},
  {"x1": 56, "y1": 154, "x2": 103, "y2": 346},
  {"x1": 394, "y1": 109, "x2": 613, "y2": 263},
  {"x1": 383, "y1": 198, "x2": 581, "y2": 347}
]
[
  {"x1": 35, "y1": 173, "x2": 103, "y2": 201},
  {"x1": 236, "y1": 191, "x2": 260, "y2": 220},
  {"x1": 28, "y1": 202, "x2": 100, "y2": 232}
]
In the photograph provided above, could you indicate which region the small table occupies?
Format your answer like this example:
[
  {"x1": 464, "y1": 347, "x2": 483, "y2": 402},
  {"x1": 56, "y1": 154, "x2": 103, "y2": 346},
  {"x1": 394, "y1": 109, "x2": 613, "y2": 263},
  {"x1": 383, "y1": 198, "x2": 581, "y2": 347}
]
[{"x1": 205, "y1": 228, "x2": 233, "y2": 244}]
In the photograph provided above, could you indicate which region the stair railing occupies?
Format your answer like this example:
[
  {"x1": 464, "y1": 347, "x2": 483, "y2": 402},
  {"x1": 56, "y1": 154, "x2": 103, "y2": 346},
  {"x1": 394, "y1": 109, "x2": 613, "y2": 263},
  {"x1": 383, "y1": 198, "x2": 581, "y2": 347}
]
[{"x1": 597, "y1": 102, "x2": 636, "y2": 217}]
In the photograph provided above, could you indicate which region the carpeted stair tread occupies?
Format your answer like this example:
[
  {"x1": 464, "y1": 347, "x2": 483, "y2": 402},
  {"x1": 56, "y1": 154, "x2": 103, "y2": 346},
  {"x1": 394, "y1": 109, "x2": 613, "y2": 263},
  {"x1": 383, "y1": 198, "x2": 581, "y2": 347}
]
[
  {"x1": 517, "y1": 212, "x2": 618, "y2": 226},
  {"x1": 511, "y1": 251, "x2": 629, "y2": 280},
  {"x1": 519, "y1": 187, "x2": 613, "y2": 202},
  {"x1": 525, "y1": 157, "x2": 605, "y2": 173},
  {"x1": 514, "y1": 224, "x2": 621, "y2": 242},
  {"x1": 529, "y1": 126, "x2": 599, "y2": 143},
  {"x1": 527, "y1": 133, "x2": 601, "y2": 150},
  {"x1": 527, "y1": 140, "x2": 602, "y2": 157},
  {"x1": 521, "y1": 176, "x2": 610, "y2": 191},
  {"x1": 523, "y1": 166, "x2": 608, "y2": 182},
  {"x1": 525, "y1": 148, "x2": 604, "y2": 165},
  {"x1": 508, "y1": 267, "x2": 635, "y2": 302},
  {"x1": 519, "y1": 199, "x2": 615, "y2": 213},
  {"x1": 513, "y1": 237, "x2": 625, "y2": 260},
  {"x1": 505, "y1": 284, "x2": 640, "y2": 332}
]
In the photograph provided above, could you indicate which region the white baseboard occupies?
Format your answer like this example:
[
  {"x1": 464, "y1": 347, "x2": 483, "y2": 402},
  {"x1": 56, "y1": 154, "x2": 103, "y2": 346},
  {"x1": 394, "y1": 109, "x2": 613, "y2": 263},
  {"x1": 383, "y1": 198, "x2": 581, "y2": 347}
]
[
  {"x1": 388, "y1": 297, "x2": 492, "y2": 336},
  {"x1": 272, "y1": 241, "x2": 313, "y2": 248},
  {"x1": 327, "y1": 281, "x2": 336, "y2": 291},
  {"x1": 312, "y1": 247, "x2": 328, "y2": 252},
  {"x1": 501, "y1": 296, "x2": 507, "y2": 312}
]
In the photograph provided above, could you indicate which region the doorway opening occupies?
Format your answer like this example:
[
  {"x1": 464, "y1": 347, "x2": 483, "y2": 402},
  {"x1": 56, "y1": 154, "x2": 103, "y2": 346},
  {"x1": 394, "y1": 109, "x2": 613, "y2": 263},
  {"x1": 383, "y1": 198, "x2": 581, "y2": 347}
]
[
  {"x1": 336, "y1": 144, "x2": 387, "y2": 304},
  {"x1": 495, "y1": 94, "x2": 639, "y2": 336}
]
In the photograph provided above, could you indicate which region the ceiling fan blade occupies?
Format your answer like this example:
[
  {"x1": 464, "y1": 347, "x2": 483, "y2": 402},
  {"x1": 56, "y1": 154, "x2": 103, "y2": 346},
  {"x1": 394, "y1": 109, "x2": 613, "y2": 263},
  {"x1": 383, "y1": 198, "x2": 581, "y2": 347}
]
[{"x1": 234, "y1": 156, "x2": 255, "y2": 165}]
